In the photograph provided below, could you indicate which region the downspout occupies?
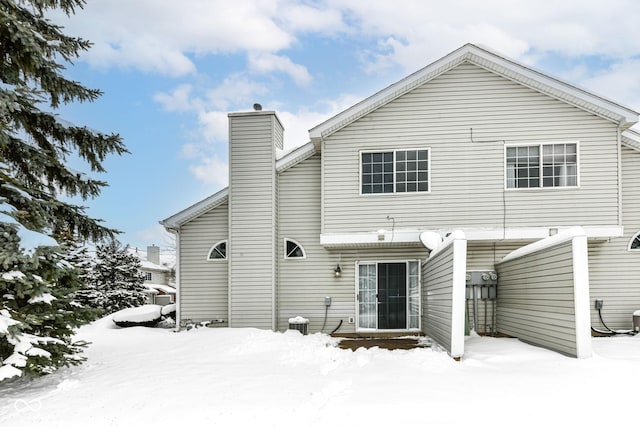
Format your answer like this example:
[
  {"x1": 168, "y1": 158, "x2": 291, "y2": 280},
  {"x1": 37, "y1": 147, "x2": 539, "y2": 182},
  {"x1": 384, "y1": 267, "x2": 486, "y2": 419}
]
[
  {"x1": 320, "y1": 134, "x2": 326, "y2": 237},
  {"x1": 617, "y1": 121, "x2": 623, "y2": 229},
  {"x1": 171, "y1": 228, "x2": 181, "y2": 332}
]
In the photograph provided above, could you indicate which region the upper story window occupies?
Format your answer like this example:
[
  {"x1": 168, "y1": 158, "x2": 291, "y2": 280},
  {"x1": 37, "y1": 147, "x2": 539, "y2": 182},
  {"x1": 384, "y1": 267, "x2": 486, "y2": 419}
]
[
  {"x1": 629, "y1": 232, "x2": 640, "y2": 251},
  {"x1": 208, "y1": 240, "x2": 227, "y2": 260},
  {"x1": 144, "y1": 272, "x2": 152, "y2": 281},
  {"x1": 361, "y1": 149, "x2": 429, "y2": 194},
  {"x1": 284, "y1": 239, "x2": 305, "y2": 259},
  {"x1": 506, "y1": 142, "x2": 578, "y2": 189}
]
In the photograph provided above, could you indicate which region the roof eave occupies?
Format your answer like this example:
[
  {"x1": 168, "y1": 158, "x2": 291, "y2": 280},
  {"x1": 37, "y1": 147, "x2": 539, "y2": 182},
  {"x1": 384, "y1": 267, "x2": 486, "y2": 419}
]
[
  {"x1": 160, "y1": 187, "x2": 229, "y2": 230},
  {"x1": 622, "y1": 129, "x2": 640, "y2": 152},
  {"x1": 276, "y1": 141, "x2": 316, "y2": 173}
]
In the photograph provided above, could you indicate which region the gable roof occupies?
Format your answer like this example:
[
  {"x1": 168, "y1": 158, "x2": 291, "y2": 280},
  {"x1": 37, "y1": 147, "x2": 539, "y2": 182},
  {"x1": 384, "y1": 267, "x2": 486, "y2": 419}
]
[
  {"x1": 160, "y1": 141, "x2": 317, "y2": 229},
  {"x1": 309, "y1": 44, "x2": 639, "y2": 140}
]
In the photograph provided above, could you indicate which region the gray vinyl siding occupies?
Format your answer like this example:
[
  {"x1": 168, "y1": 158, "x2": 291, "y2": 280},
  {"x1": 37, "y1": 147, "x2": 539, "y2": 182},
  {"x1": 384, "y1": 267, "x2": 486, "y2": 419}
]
[
  {"x1": 496, "y1": 241, "x2": 579, "y2": 356},
  {"x1": 277, "y1": 154, "x2": 427, "y2": 333},
  {"x1": 588, "y1": 145, "x2": 640, "y2": 329},
  {"x1": 322, "y1": 62, "x2": 620, "y2": 233},
  {"x1": 422, "y1": 244, "x2": 455, "y2": 353},
  {"x1": 466, "y1": 242, "x2": 532, "y2": 333},
  {"x1": 228, "y1": 113, "x2": 282, "y2": 329},
  {"x1": 179, "y1": 202, "x2": 228, "y2": 324},
  {"x1": 277, "y1": 154, "x2": 340, "y2": 332}
]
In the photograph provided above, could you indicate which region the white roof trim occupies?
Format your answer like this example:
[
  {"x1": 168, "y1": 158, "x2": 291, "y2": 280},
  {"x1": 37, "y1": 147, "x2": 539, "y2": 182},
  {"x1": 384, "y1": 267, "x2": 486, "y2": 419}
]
[
  {"x1": 160, "y1": 143, "x2": 316, "y2": 230},
  {"x1": 320, "y1": 226, "x2": 622, "y2": 248},
  {"x1": 160, "y1": 187, "x2": 228, "y2": 230},
  {"x1": 276, "y1": 142, "x2": 316, "y2": 172},
  {"x1": 309, "y1": 44, "x2": 638, "y2": 140},
  {"x1": 622, "y1": 129, "x2": 640, "y2": 152},
  {"x1": 499, "y1": 226, "x2": 586, "y2": 263}
]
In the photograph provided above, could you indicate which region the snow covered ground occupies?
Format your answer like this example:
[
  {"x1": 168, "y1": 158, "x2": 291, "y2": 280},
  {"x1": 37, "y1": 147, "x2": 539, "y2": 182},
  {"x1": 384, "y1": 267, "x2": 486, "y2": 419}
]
[{"x1": 1, "y1": 316, "x2": 639, "y2": 427}]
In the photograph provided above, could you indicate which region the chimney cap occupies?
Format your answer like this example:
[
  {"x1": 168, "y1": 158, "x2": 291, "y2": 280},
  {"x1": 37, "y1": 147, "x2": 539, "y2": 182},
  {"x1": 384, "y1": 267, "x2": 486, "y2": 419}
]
[{"x1": 253, "y1": 103, "x2": 262, "y2": 111}]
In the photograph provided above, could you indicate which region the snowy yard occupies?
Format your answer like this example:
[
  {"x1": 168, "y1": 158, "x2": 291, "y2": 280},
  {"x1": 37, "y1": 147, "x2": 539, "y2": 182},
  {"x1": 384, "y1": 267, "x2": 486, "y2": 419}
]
[{"x1": 1, "y1": 316, "x2": 639, "y2": 427}]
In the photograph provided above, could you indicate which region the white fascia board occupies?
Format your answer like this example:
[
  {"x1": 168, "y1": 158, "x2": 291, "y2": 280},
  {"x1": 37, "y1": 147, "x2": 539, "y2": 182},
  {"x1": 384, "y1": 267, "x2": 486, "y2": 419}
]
[
  {"x1": 275, "y1": 142, "x2": 316, "y2": 173},
  {"x1": 309, "y1": 44, "x2": 638, "y2": 140},
  {"x1": 159, "y1": 187, "x2": 229, "y2": 230},
  {"x1": 320, "y1": 230, "x2": 424, "y2": 247},
  {"x1": 320, "y1": 226, "x2": 623, "y2": 247},
  {"x1": 622, "y1": 129, "x2": 640, "y2": 152},
  {"x1": 499, "y1": 226, "x2": 586, "y2": 264}
]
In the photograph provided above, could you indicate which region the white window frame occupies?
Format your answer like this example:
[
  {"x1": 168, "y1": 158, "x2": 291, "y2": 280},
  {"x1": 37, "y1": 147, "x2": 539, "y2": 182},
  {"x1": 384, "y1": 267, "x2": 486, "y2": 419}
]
[
  {"x1": 284, "y1": 238, "x2": 306, "y2": 260},
  {"x1": 144, "y1": 272, "x2": 152, "y2": 281},
  {"x1": 207, "y1": 240, "x2": 227, "y2": 261},
  {"x1": 359, "y1": 148, "x2": 431, "y2": 196},
  {"x1": 504, "y1": 141, "x2": 580, "y2": 190},
  {"x1": 354, "y1": 259, "x2": 421, "y2": 332},
  {"x1": 628, "y1": 232, "x2": 640, "y2": 251}
]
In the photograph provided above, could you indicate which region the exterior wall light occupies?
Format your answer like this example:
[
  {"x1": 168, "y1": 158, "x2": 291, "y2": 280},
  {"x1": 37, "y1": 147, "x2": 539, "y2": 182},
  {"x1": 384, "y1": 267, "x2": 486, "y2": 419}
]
[{"x1": 334, "y1": 264, "x2": 342, "y2": 277}]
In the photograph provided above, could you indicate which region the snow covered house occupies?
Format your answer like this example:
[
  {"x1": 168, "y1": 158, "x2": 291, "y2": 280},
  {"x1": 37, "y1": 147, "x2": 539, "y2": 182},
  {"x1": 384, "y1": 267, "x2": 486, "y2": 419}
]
[
  {"x1": 130, "y1": 245, "x2": 176, "y2": 305},
  {"x1": 161, "y1": 44, "x2": 640, "y2": 359}
]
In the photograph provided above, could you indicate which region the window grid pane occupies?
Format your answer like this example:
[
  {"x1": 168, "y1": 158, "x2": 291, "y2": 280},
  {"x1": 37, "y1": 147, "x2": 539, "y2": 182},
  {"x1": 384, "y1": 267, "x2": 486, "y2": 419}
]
[
  {"x1": 631, "y1": 234, "x2": 640, "y2": 250},
  {"x1": 362, "y1": 149, "x2": 429, "y2": 194},
  {"x1": 362, "y1": 151, "x2": 394, "y2": 194},
  {"x1": 541, "y1": 143, "x2": 577, "y2": 187},
  {"x1": 506, "y1": 146, "x2": 539, "y2": 189},
  {"x1": 395, "y1": 149, "x2": 429, "y2": 193},
  {"x1": 507, "y1": 143, "x2": 577, "y2": 189}
]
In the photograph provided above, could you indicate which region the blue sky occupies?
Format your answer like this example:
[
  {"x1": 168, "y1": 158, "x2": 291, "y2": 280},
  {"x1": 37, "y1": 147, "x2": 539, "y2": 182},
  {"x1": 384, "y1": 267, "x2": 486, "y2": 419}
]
[{"x1": 43, "y1": 0, "x2": 640, "y2": 251}]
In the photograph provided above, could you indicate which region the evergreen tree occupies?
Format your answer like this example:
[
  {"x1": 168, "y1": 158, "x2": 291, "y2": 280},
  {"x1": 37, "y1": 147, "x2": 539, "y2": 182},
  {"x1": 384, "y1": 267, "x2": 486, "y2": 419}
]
[
  {"x1": 0, "y1": 1, "x2": 128, "y2": 382},
  {"x1": 1, "y1": 0, "x2": 126, "y2": 241},
  {"x1": 77, "y1": 240, "x2": 147, "y2": 314},
  {"x1": 0, "y1": 224, "x2": 100, "y2": 381}
]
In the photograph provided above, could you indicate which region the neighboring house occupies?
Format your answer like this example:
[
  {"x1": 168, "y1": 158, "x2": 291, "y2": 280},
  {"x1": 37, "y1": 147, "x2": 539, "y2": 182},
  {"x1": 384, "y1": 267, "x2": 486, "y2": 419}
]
[
  {"x1": 130, "y1": 245, "x2": 176, "y2": 305},
  {"x1": 161, "y1": 44, "x2": 640, "y2": 359}
]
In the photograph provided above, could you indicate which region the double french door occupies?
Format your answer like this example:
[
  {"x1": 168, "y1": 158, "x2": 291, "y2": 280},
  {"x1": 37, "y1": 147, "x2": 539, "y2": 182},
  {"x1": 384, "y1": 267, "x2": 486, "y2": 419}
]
[{"x1": 357, "y1": 261, "x2": 420, "y2": 330}]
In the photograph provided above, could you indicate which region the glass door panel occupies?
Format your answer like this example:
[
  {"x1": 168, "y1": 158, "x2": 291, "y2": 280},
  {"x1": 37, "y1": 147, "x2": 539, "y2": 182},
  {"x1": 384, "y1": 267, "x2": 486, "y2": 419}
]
[
  {"x1": 377, "y1": 263, "x2": 407, "y2": 329},
  {"x1": 358, "y1": 263, "x2": 377, "y2": 329}
]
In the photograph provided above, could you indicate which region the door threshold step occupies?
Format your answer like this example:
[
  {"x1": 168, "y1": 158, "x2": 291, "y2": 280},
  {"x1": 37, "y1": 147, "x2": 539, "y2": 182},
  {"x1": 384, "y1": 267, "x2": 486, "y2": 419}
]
[{"x1": 337, "y1": 337, "x2": 432, "y2": 351}]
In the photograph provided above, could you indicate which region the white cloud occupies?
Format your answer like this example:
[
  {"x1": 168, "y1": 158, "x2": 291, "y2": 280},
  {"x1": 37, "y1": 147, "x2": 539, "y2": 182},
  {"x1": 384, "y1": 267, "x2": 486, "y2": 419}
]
[
  {"x1": 205, "y1": 75, "x2": 269, "y2": 111},
  {"x1": 332, "y1": 0, "x2": 640, "y2": 73},
  {"x1": 135, "y1": 224, "x2": 174, "y2": 247},
  {"x1": 279, "y1": 3, "x2": 346, "y2": 34},
  {"x1": 198, "y1": 111, "x2": 230, "y2": 144},
  {"x1": 248, "y1": 53, "x2": 312, "y2": 86},
  {"x1": 153, "y1": 84, "x2": 195, "y2": 112},
  {"x1": 54, "y1": 0, "x2": 319, "y2": 76},
  {"x1": 578, "y1": 59, "x2": 640, "y2": 110},
  {"x1": 277, "y1": 93, "x2": 363, "y2": 150},
  {"x1": 189, "y1": 156, "x2": 229, "y2": 187}
]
